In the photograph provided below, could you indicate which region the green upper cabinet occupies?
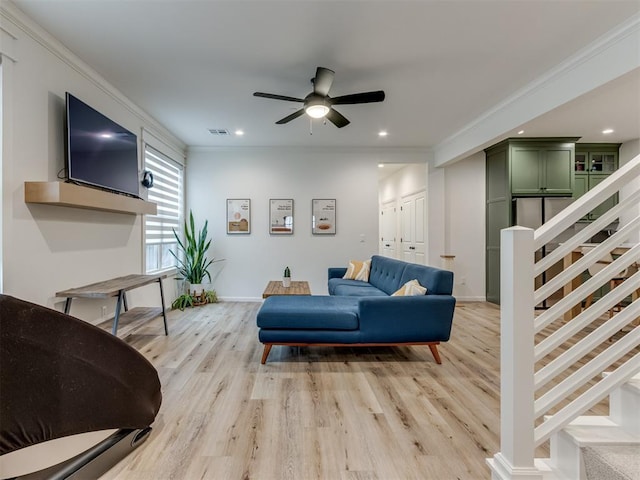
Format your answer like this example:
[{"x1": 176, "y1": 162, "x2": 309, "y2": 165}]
[
  {"x1": 510, "y1": 143, "x2": 574, "y2": 195},
  {"x1": 510, "y1": 147, "x2": 540, "y2": 193},
  {"x1": 573, "y1": 143, "x2": 620, "y2": 221},
  {"x1": 544, "y1": 148, "x2": 574, "y2": 194}
]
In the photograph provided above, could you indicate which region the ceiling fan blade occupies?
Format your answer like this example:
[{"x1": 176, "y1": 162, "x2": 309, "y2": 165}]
[
  {"x1": 275, "y1": 109, "x2": 305, "y2": 124},
  {"x1": 313, "y1": 67, "x2": 335, "y2": 96},
  {"x1": 331, "y1": 90, "x2": 385, "y2": 105},
  {"x1": 254, "y1": 92, "x2": 304, "y2": 103},
  {"x1": 326, "y1": 108, "x2": 350, "y2": 128}
]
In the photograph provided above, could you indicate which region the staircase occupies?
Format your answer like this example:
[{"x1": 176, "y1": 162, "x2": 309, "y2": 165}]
[
  {"x1": 487, "y1": 153, "x2": 640, "y2": 480},
  {"x1": 538, "y1": 375, "x2": 640, "y2": 480}
]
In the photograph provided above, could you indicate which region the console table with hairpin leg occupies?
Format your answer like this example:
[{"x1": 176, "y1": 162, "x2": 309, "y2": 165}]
[{"x1": 56, "y1": 273, "x2": 169, "y2": 336}]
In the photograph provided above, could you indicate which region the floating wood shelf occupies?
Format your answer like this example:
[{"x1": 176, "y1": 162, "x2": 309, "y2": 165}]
[{"x1": 24, "y1": 182, "x2": 156, "y2": 215}]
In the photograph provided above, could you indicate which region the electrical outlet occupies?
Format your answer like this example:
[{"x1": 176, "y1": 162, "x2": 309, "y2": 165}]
[
  {"x1": 459, "y1": 276, "x2": 467, "y2": 286},
  {"x1": 101, "y1": 306, "x2": 107, "y2": 317}
]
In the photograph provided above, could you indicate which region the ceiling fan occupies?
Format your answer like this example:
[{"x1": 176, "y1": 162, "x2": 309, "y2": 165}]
[{"x1": 253, "y1": 67, "x2": 385, "y2": 128}]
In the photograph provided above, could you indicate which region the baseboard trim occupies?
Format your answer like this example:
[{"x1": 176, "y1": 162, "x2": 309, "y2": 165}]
[
  {"x1": 218, "y1": 296, "x2": 263, "y2": 303},
  {"x1": 455, "y1": 296, "x2": 487, "y2": 302}
]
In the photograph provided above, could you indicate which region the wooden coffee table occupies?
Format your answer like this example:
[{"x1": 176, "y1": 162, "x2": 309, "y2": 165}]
[{"x1": 262, "y1": 280, "x2": 311, "y2": 298}]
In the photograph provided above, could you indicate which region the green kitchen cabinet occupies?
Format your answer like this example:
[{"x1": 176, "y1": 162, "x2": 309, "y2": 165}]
[
  {"x1": 484, "y1": 137, "x2": 579, "y2": 304},
  {"x1": 573, "y1": 144, "x2": 620, "y2": 222},
  {"x1": 574, "y1": 173, "x2": 589, "y2": 199},
  {"x1": 581, "y1": 174, "x2": 618, "y2": 222},
  {"x1": 511, "y1": 145, "x2": 574, "y2": 195}
]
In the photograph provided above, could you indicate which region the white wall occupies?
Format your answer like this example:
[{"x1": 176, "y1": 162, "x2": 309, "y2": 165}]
[
  {"x1": 442, "y1": 152, "x2": 486, "y2": 300},
  {"x1": 378, "y1": 156, "x2": 486, "y2": 301},
  {"x1": 1, "y1": 7, "x2": 185, "y2": 321},
  {"x1": 427, "y1": 163, "x2": 446, "y2": 267},
  {"x1": 378, "y1": 163, "x2": 427, "y2": 205},
  {"x1": 187, "y1": 148, "x2": 428, "y2": 299}
]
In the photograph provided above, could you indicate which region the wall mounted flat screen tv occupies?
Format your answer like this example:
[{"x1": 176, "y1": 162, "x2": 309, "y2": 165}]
[{"x1": 66, "y1": 92, "x2": 139, "y2": 197}]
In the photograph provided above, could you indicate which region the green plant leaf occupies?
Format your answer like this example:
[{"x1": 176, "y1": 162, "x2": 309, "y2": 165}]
[{"x1": 170, "y1": 210, "x2": 215, "y2": 284}]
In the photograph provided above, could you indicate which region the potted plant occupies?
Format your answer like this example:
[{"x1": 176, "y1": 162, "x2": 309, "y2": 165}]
[
  {"x1": 282, "y1": 266, "x2": 291, "y2": 288},
  {"x1": 170, "y1": 289, "x2": 219, "y2": 311},
  {"x1": 171, "y1": 210, "x2": 221, "y2": 301},
  {"x1": 171, "y1": 292, "x2": 195, "y2": 311}
]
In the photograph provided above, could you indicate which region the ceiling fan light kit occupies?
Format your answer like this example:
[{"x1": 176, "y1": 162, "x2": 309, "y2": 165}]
[
  {"x1": 305, "y1": 101, "x2": 330, "y2": 119},
  {"x1": 254, "y1": 67, "x2": 385, "y2": 128}
]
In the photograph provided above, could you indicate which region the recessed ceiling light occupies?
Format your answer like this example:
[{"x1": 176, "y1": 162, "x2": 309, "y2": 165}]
[
  {"x1": 235, "y1": 129, "x2": 244, "y2": 136},
  {"x1": 602, "y1": 128, "x2": 614, "y2": 134},
  {"x1": 378, "y1": 131, "x2": 388, "y2": 137},
  {"x1": 378, "y1": 163, "x2": 385, "y2": 168},
  {"x1": 517, "y1": 130, "x2": 525, "y2": 135}
]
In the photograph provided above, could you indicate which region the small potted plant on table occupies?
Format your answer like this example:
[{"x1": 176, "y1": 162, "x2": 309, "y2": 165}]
[{"x1": 282, "y1": 266, "x2": 291, "y2": 288}]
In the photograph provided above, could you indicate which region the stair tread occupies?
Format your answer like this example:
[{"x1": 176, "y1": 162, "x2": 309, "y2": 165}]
[
  {"x1": 582, "y1": 445, "x2": 640, "y2": 479},
  {"x1": 562, "y1": 416, "x2": 640, "y2": 446}
]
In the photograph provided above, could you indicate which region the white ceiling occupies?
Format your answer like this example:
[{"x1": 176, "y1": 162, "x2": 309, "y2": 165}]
[{"x1": 9, "y1": 0, "x2": 640, "y2": 153}]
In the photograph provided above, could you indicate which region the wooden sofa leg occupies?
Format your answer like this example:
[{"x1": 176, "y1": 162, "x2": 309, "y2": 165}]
[
  {"x1": 261, "y1": 344, "x2": 273, "y2": 364},
  {"x1": 428, "y1": 344, "x2": 442, "y2": 364}
]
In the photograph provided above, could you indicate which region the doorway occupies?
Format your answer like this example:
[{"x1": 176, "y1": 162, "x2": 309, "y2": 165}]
[
  {"x1": 377, "y1": 163, "x2": 428, "y2": 264},
  {"x1": 379, "y1": 201, "x2": 396, "y2": 258},
  {"x1": 400, "y1": 191, "x2": 426, "y2": 263}
]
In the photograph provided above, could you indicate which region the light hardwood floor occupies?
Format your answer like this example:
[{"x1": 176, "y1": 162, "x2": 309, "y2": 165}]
[{"x1": 97, "y1": 301, "x2": 624, "y2": 480}]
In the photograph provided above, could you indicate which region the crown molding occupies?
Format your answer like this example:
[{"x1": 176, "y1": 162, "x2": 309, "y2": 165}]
[
  {"x1": 0, "y1": 22, "x2": 17, "y2": 62},
  {"x1": 433, "y1": 12, "x2": 640, "y2": 168},
  {"x1": 1, "y1": 1, "x2": 186, "y2": 155}
]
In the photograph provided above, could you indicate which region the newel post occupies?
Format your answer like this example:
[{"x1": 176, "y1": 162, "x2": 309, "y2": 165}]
[{"x1": 488, "y1": 226, "x2": 542, "y2": 479}]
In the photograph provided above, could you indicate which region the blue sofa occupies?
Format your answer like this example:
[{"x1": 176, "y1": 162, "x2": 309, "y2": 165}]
[{"x1": 257, "y1": 255, "x2": 456, "y2": 364}]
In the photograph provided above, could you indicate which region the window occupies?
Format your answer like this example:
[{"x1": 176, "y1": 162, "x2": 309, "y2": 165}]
[{"x1": 144, "y1": 146, "x2": 183, "y2": 273}]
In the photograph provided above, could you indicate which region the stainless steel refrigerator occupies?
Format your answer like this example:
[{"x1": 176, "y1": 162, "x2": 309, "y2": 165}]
[
  {"x1": 513, "y1": 197, "x2": 575, "y2": 252},
  {"x1": 512, "y1": 197, "x2": 575, "y2": 307}
]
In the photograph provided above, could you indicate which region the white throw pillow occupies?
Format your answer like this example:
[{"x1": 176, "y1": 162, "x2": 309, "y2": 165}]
[
  {"x1": 391, "y1": 279, "x2": 427, "y2": 296},
  {"x1": 343, "y1": 259, "x2": 371, "y2": 281}
]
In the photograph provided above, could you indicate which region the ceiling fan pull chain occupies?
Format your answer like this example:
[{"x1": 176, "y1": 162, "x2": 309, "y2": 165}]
[{"x1": 310, "y1": 117, "x2": 313, "y2": 135}]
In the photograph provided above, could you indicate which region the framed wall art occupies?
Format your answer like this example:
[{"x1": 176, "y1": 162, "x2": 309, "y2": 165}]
[
  {"x1": 227, "y1": 198, "x2": 251, "y2": 234},
  {"x1": 269, "y1": 199, "x2": 294, "y2": 235},
  {"x1": 312, "y1": 199, "x2": 336, "y2": 235}
]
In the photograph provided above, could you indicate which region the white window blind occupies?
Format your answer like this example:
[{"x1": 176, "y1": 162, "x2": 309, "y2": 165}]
[{"x1": 144, "y1": 146, "x2": 183, "y2": 273}]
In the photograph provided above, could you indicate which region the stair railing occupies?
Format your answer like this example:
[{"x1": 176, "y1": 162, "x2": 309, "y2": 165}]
[{"x1": 488, "y1": 153, "x2": 640, "y2": 479}]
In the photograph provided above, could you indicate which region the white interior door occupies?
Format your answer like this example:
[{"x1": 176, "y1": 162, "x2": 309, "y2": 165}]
[
  {"x1": 379, "y1": 202, "x2": 397, "y2": 258},
  {"x1": 400, "y1": 191, "x2": 426, "y2": 264}
]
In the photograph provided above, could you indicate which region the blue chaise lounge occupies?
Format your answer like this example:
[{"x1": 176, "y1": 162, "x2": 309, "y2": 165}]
[{"x1": 257, "y1": 255, "x2": 456, "y2": 364}]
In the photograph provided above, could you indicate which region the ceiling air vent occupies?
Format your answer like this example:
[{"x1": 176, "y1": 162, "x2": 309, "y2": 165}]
[{"x1": 208, "y1": 128, "x2": 231, "y2": 136}]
